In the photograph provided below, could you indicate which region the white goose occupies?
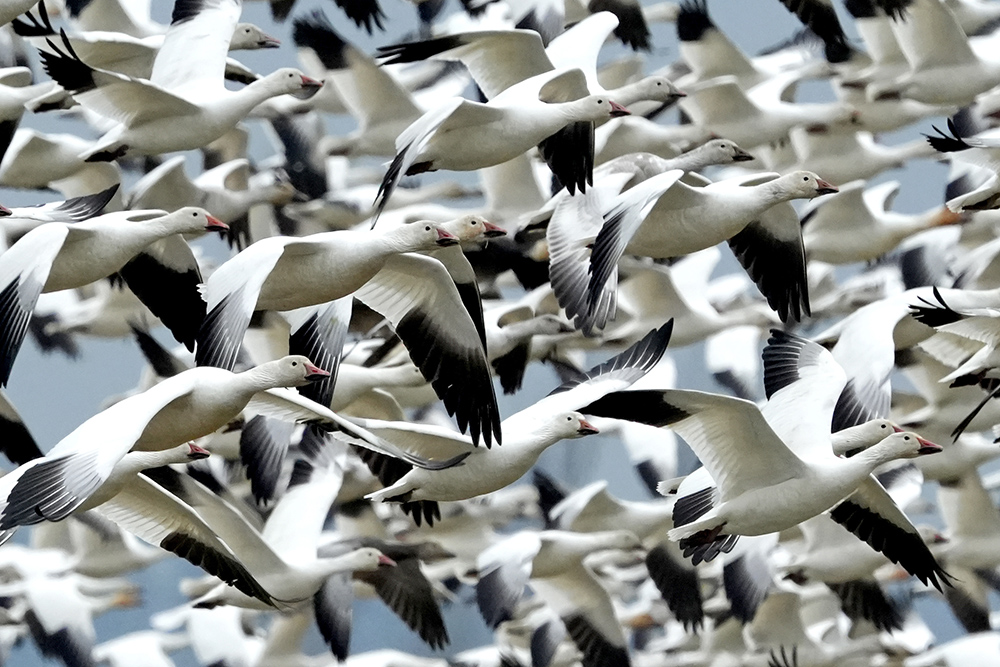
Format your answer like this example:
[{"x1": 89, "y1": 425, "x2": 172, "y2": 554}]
[
  {"x1": 374, "y1": 12, "x2": 677, "y2": 202},
  {"x1": 0, "y1": 441, "x2": 211, "y2": 547},
  {"x1": 127, "y1": 156, "x2": 294, "y2": 235},
  {"x1": 801, "y1": 179, "x2": 963, "y2": 264},
  {"x1": 678, "y1": 73, "x2": 852, "y2": 150},
  {"x1": 195, "y1": 221, "x2": 502, "y2": 447},
  {"x1": 371, "y1": 69, "x2": 629, "y2": 219},
  {"x1": 39, "y1": 0, "x2": 322, "y2": 161},
  {"x1": 362, "y1": 323, "x2": 673, "y2": 525},
  {"x1": 581, "y1": 169, "x2": 836, "y2": 327},
  {"x1": 0, "y1": 355, "x2": 453, "y2": 533},
  {"x1": 869, "y1": 0, "x2": 1000, "y2": 105},
  {"x1": 581, "y1": 330, "x2": 950, "y2": 591},
  {"x1": 168, "y1": 446, "x2": 396, "y2": 611},
  {"x1": 0, "y1": 206, "x2": 226, "y2": 385}
]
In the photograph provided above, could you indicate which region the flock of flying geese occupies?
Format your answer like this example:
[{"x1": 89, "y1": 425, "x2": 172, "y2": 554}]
[{"x1": 6, "y1": 0, "x2": 1000, "y2": 665}]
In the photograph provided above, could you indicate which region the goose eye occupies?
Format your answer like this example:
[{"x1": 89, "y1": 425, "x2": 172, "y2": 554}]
[
  {"x1": 424, "y1": 225, "x2": 431, "y2": 231},
  {"x1": 803, "y1": 176, "x2": 809, "y2": 181},
  {"x1": 903, "y1": 436, "x2": 910, "y2": 440},
  {"x1": 597, "y1": 99, "x2": 603, "y2": 104},
  {"x1": 291, "y1": 361, "x2": 298, "y2": 366},
  {"x1": 881, "y1": 424, "x2": 887, "y2": 429}
]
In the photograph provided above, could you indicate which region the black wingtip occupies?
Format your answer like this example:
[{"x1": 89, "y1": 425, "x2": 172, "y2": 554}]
[
  {"x1": 292, "y1": 10, "x2": 350, "y2": 70},
  {"x1": 677, "y1": 0, "x2": 713, "y2": 41}
]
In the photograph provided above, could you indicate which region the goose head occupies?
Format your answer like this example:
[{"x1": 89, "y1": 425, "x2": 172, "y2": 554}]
[
  {"x1": 638, "y1": 76, "x2": 687, "y2": 103},
  {"x1": 392, "y1": 221, "x2": 460, "y2": 250},
  {"x1": 877, "y1": 431, "x2": 942, "y2": 460},
  {"x1": 553, "y1": 412, "x2": 600, "y2": 438},
  {"x1": 264, "y1": 68, "x2": 323, "y2": 100},
  {"x1": 579, "y1": 96, "x2": 632, "y2": 122},
  {"x1": 230, "y1": 23, "x2": 281, "y2": 50},
  {"x1": 254, "y1": 355, "x2": 330, "y2": 387},
  {"x1": 156, "y1": 442, "x2": 211, "y2": 466},
  {"x1": 342, "y1": 547, "x2": 397, "y2": 572},
  {"x1": 183, "y1": 442, "x2": 211, "y2": 461},
  {"x1": 694, "y1": 139, "x2": 754, "y2": 164},
  {"x1": 701, "y1": 138, "x2": 754, "y2": 163},
  {"x1": 832, "y1": 418, "x2": 904, "y2": 457},
  {"x1": 782, "y1": 171, "x2": 839, "y2": 199},
  {"x1": 441, "y1": 215, "x2": 507, "y2": 243},
  {"x1": 162, "y1": 207, "x2": 229, "y2": 234}
]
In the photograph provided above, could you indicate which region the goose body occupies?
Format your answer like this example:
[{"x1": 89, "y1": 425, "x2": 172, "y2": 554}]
[
  {"x1": 39, "y1": 0, "x2": 321, "y2": 161},
  {"x1": 196, "y1": 221, "x2": 502, "y2": 447},
  {"x1": 0, "y1": 207, "x2": 225, "y2": 384}
]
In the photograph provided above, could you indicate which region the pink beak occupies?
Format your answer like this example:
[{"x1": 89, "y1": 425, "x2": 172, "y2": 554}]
[
  {"x1": 815, "y1": 178, "x2": 839, "y2": 195},
  {"x1": 436, "y1": 228, "x2": 460, "y2": 246},
  {"x1": 0, "y1": 204, "x2": 10, "y2": 217},
  {"x1": 205, "y1": 215, "x2": 229, "y2": 232},
  {"x1": 304, "y1": 362, "x2": 330, "y2": 381},
  {"x1": 577, "y1": 419, "x2": 600, "y2": 436},
  {"x1": 187, "y1": 443, "x2": 211, "y2": 459},
  {"x1": 259, "y1": 34, "x2": 281, "y2": 48},
  {"x1": 609, "y1": 101, "x2": 631, "y2": 117},
  {"x1": 892, "y1": 425, "x2": 904, "y2": 433},
  {"x1": 378, "y1": 554, "x2": 397, "y2": 567},
  {"x1": 916, "y1": 436, "x2": 942, "y2": 455},
  {"x1": 482, "y1": 220, "x2": 507, "y2": 238}
]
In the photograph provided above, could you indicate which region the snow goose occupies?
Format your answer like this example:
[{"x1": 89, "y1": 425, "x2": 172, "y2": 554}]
[
  {"x1": 475, "y1": 529, "x2": 643, "y2": 667},
  {"x1": 533, "y1": 137, "x2": 755, "y2": 235},
  {"x1": 195, "y1": 221, "x2": 503, "y2": 447},
  {"x1": 801, "y1": 179, "x2": 963, "y2": 264},
  {"x1": 167, "y1": 445, "x2": 396, "y2": 611},
  {"x1": 0, "y1": 129, "x2": 118, "y2": 191},
  {"x1": 0, "y1": 206, "x2": 226, "y2": 386},
  {"x1": 0, "y1": 441, "x2": 212, "y2": 547},
  {"x1": 678, "y1": 73, "x2": 853, "y2": 150},
  {"x1": 867, "y1": 0, "x2": 1000, "y2": 104},
  {"x1": 39, "y1": 11, "x2": 321, "y2": 161},
  {"x1": 0, "y1": 355, "x2": 455, "y2": 531},
  {"x1": 582, "y1": 170, "x2": 835, "y2": 327},
  {"x1": 0, "y1": 182, "x2": 119, "y2": 244},
  {"x1": 485, "y1": 304, "x2": 569, "y2": 394},
  {"x1": 14, "y1": 1, "x2": 280, "y2": 79},
  {"x1": 376, "y1": 13, "x2": 680, "y2": 196},
  {"x1": 789, "y1": 125, "x2": 937, "y2": 185},
  {"x1": 361, "y1": 322, "x2": 673, "y2": 525},
  {"x1": 371, "y1": 67, "x2": 630, "y2": 219},
  {"x1": 127, "y1": 156, "x2": 294, "y2": 243},
  {"x1": 580, "y1": 331, "x2": 950, "y2": 591},
  {"x1": 313, "y1": 536, "x2": 451, "y2": 658}
]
